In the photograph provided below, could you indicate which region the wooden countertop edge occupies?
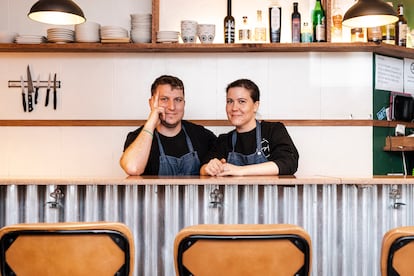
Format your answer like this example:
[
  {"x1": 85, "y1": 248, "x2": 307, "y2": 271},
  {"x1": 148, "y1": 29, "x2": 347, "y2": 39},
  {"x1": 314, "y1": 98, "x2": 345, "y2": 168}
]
[{"x1": 0, "y1": 175, "x2": 413, "y2": 185}]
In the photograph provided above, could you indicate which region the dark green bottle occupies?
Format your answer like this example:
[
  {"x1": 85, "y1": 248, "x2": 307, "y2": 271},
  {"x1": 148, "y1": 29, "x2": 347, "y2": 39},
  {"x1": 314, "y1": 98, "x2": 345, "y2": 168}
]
[
  {"x1": 224, "y1": 0, "x2": 235, "y2": 43},
  {"x1": 312, "y1": 0, "x2": 325, "y2": 42}
]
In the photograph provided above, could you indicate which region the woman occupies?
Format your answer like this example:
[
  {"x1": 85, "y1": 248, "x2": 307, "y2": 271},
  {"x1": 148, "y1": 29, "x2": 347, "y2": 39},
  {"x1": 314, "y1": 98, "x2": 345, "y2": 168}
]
[{"x1": 200, "y1": 79, "x2": 299, "y2": 176}]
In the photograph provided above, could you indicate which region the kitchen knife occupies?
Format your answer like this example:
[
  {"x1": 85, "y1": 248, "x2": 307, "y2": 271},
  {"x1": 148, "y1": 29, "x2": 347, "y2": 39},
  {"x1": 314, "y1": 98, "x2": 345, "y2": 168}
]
[
  {"x1": 35, "y1": 75, "x2": 40, "y2": 104},
  {"x1": 53, "y1": 73, "x2": 57, "y2": 110},
  {"x1": 20, "y1": 76, "x2": 27, "y2": 112},
  {"x1": 45, "y1": 73, "x2": 51, "y2": 107},
  {"x1": 27, "y1": 65, "x2": 34, "y2": 112}
]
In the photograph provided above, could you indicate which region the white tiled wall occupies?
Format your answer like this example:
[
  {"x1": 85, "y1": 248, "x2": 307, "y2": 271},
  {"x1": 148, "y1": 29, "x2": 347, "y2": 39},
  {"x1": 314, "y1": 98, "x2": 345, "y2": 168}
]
[{"x1": 0, "y1": 0, "x2": 374, "y2": 178}]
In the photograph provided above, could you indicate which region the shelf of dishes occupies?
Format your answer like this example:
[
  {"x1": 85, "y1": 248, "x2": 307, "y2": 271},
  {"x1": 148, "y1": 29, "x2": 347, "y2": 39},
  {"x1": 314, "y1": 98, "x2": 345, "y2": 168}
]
[{"x1": 0, "y1": 42, "x2": 412, "y2": 59}]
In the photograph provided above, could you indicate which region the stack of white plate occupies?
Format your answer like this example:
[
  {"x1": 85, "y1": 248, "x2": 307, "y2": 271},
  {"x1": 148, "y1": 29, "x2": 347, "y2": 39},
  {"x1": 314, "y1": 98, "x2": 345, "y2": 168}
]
[
  {"x1": 156, "y1": 31, "x2": 179, "y2": 43},
  {"x1": 75, "y1": 21, "x2": 100, "y2": 42},
  {"x1": 15, "y1": 35, "x2": 46, "y2": 44},
  {"x1": 130, "y1": 13, "x2": 151, "y2": 43},
  {"x1": 100, "y1": 26, "x2": 129, "y2": 42},
  {"x1": 47, "y1": 28, "x2": 75, "y2": 43}
]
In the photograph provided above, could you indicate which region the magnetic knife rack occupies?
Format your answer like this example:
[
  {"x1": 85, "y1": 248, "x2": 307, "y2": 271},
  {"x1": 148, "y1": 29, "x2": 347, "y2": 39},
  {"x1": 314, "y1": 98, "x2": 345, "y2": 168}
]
[{"x1": 8, "y1": 80, "x2": 61, "y2": 89}]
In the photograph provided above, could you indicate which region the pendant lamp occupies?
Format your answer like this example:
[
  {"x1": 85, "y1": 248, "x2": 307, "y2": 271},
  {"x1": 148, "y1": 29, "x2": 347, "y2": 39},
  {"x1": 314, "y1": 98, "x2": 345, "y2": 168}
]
[
  {"x1": 342, "y1": 0, "x2": 398, "y2": 28},
  {"x1": 28, "y1": 0, "x2": 86, "y2": 25}
]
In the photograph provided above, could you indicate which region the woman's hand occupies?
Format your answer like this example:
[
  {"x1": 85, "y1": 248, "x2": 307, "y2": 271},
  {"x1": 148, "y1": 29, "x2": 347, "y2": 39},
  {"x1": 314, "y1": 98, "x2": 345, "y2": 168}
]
[{"x1": 204, "y1": 158, "x2": 226, "y2": 176}]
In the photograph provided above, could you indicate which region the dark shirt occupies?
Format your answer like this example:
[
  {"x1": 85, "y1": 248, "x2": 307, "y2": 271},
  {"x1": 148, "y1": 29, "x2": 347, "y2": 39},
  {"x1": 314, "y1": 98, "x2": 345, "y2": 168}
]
[
  {"x1": 201, "y1": 121, "x2": 299, "y2": 175},
  {"x1": 123, "y1": 120, "x2": 217, "y2": 175}
]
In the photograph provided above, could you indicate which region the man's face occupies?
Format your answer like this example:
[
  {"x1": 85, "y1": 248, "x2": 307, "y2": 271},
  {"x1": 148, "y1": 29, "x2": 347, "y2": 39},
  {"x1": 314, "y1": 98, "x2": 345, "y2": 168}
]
[{"x1": 156, "y1": 84, "x2": 185, "y2": 128}]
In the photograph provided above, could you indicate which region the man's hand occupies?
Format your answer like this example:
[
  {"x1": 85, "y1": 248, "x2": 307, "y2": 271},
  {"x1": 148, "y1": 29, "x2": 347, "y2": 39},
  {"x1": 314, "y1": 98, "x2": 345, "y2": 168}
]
[{"x1": 147, "y1": 91, "x2": 165, "y2": 128}]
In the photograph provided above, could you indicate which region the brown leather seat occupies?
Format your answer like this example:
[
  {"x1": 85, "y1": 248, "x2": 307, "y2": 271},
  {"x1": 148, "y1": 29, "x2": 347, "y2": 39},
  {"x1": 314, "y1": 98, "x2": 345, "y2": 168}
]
[
  {"x1": 381, "y1": 226, "x2": 414, "y2": 276},
  {"x1": 0, "y1": 221, "x2": 134, "y2": 276},
  {"x1": 174, "y1": 224, "x2": 312, "y2": 276}
]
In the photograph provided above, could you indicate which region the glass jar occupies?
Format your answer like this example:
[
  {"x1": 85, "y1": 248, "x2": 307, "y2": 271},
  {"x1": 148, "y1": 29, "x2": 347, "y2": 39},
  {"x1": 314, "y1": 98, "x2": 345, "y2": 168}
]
[{"x1": 351, "y1": 28, "x2": 365, "y2": 42}]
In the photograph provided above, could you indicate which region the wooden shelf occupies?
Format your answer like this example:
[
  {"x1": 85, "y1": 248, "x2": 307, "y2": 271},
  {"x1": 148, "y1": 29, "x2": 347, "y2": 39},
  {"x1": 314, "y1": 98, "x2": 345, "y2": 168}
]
[
  {"x1": 1, "y1": 119, "x2": 412, "y2": 127},
  {"x1": 384, "y1": 136, "x2": 414, "y2": 151},
  {"x1": 0, "y1": 42, "x2": 412, "y2": 58}
]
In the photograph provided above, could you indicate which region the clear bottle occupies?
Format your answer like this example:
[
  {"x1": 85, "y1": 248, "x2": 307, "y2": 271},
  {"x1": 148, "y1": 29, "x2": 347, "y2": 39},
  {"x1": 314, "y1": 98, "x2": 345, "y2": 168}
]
[
  {"x1": 269, "y1": 5, "x2": 282, "y2": 43},
  {"x1": 301, "y1": 22, "x2": 312, "y2": 42},
  {"x1": 312, "y1": 0, "x2": 326, "y2": 42},
  {"x1": 381, "y1": 2, "x2": 395, "y2": 45},
  {"x1": 224, "y1": 0, "x2": 235, "y2": 43},
  {"x1": 239, "y1": 16, "x2": 251, "y2": 42},
  {"x1": 331, "y1": 7, "x2": 342, "y2": 42},
  {"x1": 395, "y1": 4, "x2": 408, "y2": 47},
  {"x1": 291, "y1": 2, "x2": 301, "y2": 43},
  {"x1": 254, "y1": 10, "x2": 266, "y2": 42}
]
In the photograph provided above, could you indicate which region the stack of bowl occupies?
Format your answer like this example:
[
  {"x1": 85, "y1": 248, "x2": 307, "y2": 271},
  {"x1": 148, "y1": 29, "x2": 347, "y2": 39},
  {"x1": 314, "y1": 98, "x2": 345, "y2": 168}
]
[
  {"x1": 130, "y1": 13, "x2": 152, "y2": 43},
  {"x1": 75, "y1": 21, "x2": 100, "y2": 43}
]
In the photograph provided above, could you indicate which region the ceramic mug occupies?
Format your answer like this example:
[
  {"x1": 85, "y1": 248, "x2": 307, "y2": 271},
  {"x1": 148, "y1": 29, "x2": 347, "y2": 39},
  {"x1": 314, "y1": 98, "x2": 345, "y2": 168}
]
[
  {"x1": 197, "y1": 24, "x2": 215, "y2": 44},
  {"x1": 180, "y1": 20, "x2": 197, "y2": 43}
]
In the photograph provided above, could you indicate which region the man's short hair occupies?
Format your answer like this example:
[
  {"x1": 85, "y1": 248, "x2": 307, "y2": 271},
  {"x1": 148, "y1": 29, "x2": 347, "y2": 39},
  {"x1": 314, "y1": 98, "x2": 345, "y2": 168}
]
[{"x1": 151, "y1": 75, "x2": 185, "y2": 96}]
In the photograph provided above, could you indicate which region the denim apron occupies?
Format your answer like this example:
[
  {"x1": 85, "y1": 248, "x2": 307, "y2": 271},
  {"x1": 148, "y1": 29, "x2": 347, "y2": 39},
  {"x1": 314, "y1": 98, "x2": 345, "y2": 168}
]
[
  {"x1": 227, "y1": 121, "x2": 268, "y2": 166},
  {"x1": 155, "y1": 125, "x2": 201, "y2": 175}
]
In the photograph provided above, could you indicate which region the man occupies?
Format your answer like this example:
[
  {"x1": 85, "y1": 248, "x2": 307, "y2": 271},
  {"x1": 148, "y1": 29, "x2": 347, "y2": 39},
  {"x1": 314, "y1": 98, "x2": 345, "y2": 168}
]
[{"x1": 120, "y1": 75, "x2": 217, "y2": 175}]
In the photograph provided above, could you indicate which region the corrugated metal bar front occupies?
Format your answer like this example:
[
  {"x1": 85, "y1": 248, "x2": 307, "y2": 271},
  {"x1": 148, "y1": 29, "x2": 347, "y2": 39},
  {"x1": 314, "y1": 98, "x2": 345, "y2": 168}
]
[{"x1": 0, "y1": 183, "x2": 413, "y2": 275}]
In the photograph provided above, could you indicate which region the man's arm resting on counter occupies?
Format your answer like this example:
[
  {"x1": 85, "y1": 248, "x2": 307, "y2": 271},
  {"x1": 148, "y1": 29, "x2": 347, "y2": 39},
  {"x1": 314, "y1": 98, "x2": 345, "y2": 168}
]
[{"x1": 120, "y1": 126, "x2": 154, "y2": 176}]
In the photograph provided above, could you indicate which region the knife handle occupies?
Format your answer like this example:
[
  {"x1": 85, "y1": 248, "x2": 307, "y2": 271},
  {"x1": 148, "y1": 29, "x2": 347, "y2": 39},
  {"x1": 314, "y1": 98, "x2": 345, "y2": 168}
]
[
  {"x1": 45, "y1": 88, "x2": 50, "y2": 106},
  {"x1": 53, "y1": 90, "x2": 57, "y2": 110},
  {"x1": 28, "y1": 94, "x2": 33, "y2": 112},
  {"x1": 35, "y1": 88, "x2": 39, "y2": 104},
  {"x1": 22, "y1": 93, "x2": 27, "y2": 112}
]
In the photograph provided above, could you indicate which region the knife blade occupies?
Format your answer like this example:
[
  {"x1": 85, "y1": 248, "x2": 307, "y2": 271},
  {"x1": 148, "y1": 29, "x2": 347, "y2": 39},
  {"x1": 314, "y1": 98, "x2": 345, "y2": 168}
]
[
  {"x1": 45, "y1": 73, "x2": 51, "y2": 107},
  {"x1": 35, "y1": 75, "x2": 40, "y2": 104},
  {"x1": 27, "y1": 65, "x2": 34, "y2": 112},
  {"x1": 20, "y1": 76, "x2": 27, "y2": 112},
  {"x1": 53, "y1": 73, "x2": 57, "y2": 110}
]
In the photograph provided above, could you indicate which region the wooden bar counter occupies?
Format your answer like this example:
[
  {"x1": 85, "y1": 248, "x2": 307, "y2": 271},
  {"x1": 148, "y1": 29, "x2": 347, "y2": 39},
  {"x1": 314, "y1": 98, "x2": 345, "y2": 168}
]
[
  {"x1": 0, "y1": 175, "x2": 413, "y2": 185},
  {"x1": 0, "y1": 176, "x2": 413, "y2": 276}
]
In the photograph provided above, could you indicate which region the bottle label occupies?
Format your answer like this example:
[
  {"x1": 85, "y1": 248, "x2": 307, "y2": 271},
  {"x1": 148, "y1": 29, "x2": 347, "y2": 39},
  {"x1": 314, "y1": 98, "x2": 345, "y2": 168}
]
[
  {"x1": 315, "y1": 20, "x2": 325, "y2": 41},
  {"x1": 332, "y1": 14, "x2": 342, "y2": 29},
  {"x1": 398, "y1": 24, "x2": 408, "y2": 45},
  {"x1": 292, "y1": 18, "x2": 301, "y2": 43},
  {"x1": 224, "y1": 20, "x2": 235, "y2": 43}
]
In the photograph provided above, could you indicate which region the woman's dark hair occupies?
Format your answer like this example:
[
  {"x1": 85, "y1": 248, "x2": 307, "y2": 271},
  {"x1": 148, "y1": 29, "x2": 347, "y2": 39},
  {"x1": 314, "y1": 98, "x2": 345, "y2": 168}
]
[
  {"x1": 151, "y1": 75, "x2": 185, "y2": 96},
  {"x1": 226, "y1": 79, "x2": 260, "y2": 102}
]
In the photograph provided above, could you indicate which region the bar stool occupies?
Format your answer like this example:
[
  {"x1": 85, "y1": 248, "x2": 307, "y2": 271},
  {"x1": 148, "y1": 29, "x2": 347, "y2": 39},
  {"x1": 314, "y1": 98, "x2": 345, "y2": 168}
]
[
  {"x1": 381, "y1": 226, "x2": 414, "y2": 276},
  {"x1": 174, "y1": 223, "x2": 312, "y2": 276},
  {"x1": 0, "y1": 221, "x2": 134, "y2": 276}
]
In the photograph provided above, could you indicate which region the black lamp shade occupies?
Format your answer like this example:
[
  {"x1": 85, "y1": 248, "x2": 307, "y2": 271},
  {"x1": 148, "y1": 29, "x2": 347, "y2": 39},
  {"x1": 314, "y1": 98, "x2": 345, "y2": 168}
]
[
  {"x1": 28, "y1": 0, "x2": 86, "y2": 25},
  {"x1": 342, "y1": 0, "x2": 398, "y2": 28}
]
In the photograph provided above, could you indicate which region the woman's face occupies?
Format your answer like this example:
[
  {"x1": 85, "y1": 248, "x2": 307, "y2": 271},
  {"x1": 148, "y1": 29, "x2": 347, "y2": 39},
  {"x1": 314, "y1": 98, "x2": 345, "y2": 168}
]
[{"x1": 226, "y1": 86, "x2": 259, "y2": 132}]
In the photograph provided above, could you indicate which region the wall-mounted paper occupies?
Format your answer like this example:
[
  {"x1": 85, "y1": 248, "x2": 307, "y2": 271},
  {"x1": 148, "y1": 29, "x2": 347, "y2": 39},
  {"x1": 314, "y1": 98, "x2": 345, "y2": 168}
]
[
  {"x1": 404, "y1": 58, "x2": 414, "y2": 95},
  {"x1": 375, "y1": 54, "x2": 404, "y2": 93}
]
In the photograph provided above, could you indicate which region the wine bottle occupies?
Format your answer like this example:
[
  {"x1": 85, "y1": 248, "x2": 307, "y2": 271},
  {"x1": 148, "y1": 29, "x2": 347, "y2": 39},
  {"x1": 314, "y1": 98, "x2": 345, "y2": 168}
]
[
  {"x1": 395, "y1": 4, "x2": 408, "y2": 47},
  {"x1": 291, "y1": 2, "x2": 301, "y2": 43},
  {"x1": 312, "y1": 0, "x2": 325, "y2": 42},
  {"x1": 224, "y1": 0, "x2": 235, "y2": 43}
]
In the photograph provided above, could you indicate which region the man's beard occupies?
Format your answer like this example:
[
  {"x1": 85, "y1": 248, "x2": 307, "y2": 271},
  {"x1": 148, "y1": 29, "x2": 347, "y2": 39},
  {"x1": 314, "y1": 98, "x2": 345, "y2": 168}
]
[{"x1": 160, "y1": 119, "x2": 179, "y2": 129}]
